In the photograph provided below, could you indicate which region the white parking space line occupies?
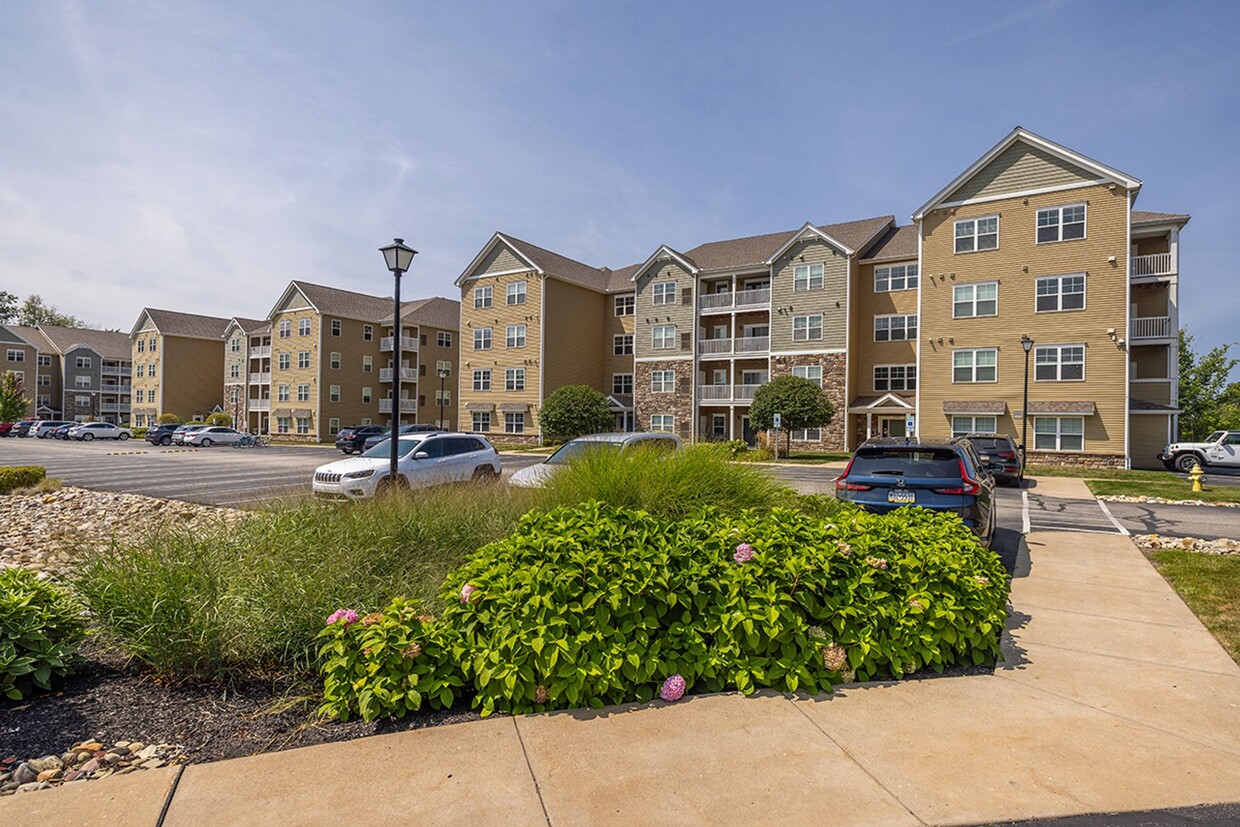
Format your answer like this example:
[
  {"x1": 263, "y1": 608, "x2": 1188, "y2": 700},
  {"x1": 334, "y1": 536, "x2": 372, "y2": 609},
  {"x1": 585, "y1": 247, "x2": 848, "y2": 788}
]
[
  {"x1": 1095, "y1": 499, "x2": 1131, "y2": 536},
  {"x1": 1021, "y1": 489, "x2": 1031, "y2": 535}
]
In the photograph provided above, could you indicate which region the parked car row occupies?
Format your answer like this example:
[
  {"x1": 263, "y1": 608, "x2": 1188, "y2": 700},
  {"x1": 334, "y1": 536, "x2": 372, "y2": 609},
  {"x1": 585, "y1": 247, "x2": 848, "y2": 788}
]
[
  {"x1": 3, "y1": 419, "x2": 134, "y2": 441},
  {"x1": 334, "y1": 423, "x2": 442, "y2": 454}
]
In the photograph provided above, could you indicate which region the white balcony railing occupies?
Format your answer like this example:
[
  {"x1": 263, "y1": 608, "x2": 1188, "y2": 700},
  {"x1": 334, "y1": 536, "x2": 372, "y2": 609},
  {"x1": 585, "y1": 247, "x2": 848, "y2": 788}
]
[
  {"x1": 1131, "y1": 253, "x2": 1174, "y2": 278},
  {"x1": 101, "y1": 364, "x2": 126, "y2": 376},
  {"x1": 249, "y1": 345, "x2": 272, "y2": 359},
  {"x1": 379, "y1": 398, "x2": 418, "y2": 413},
  {"x1": 735, "y1": 288, "x2": 771, "y2": 308},
  {"x1": 734, "y1": 384, "x2": 762, "y2": 400},
  {"x1": 698, "y1": 336, "x2": 770, "y2": 357},
  {"x1": 699, "y1": 339, "x2": 733, "y2": 355},
  {"x1": 696, "y1": 384, "x2": 765, "y2": 403},
  {"x1": 379, "y1": 367, "x2": 419, "y2": 382},
  {"x1": 698, "y1": 288, "x2": 771, "y2": 312},
  {"x1": 99, "y1": 402, "x2": 131, "y2": 413},
  {"x1": 380, "y1": 336, "x2": 419, "y2": 353},
  {"x1": 735, "y1": 336, "x2": 769, "y2": 354},
  {"x1": 1130, "y1": 316, "x2": 1172, "y2": 340},
  {"x1": 249, "y1": 399, "x2": 271, "y2": 411},
  {"x1": 248, "y1": 372, "x2": 272, "y2": 385},
  {"x1": 100, "y1": 384, "x2": 131, "y2": 394}
]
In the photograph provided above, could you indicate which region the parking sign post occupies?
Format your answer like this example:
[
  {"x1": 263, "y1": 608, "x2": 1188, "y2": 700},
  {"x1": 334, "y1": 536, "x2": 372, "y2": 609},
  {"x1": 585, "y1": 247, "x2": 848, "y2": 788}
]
[{"x1": 773, "y1": 412, "x2": 782, "y2": 461}]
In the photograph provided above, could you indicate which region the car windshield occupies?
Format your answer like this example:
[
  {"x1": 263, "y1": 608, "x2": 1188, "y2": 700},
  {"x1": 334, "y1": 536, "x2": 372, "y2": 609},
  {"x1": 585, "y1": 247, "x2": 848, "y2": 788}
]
[
  {"x1": 360, "y1": 437, "x2": 425, "y2": 459},
  {"x1": 545, "y1": 440, "x2": 623, "y2": 465},
  {"x1": 1206, "y1": 431, "x2": 1225, "y2": 443},
  {"x1": 849, "y1": 448, "x2": 962, "y2": 479},
  {"x1": 966, "y1": 437, "x2": 1011, "y2": 453}
]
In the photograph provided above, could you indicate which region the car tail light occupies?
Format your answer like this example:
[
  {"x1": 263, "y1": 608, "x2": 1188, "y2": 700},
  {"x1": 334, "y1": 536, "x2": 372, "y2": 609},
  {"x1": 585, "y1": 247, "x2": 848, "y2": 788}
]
[
  {"x1": 934, "y1": 459, "x2": 982, "y2": 495},
  {"x1": 997, "y1": 451, "x2": 1017, "y2": 460},
  {"x1": 834, "y1": 456, "x2": 872, "y2": 491}
]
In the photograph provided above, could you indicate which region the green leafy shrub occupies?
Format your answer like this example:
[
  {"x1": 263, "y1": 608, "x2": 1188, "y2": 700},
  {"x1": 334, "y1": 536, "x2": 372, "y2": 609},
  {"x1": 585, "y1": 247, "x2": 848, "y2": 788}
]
[
  {"x1": 205, "y1": 413, "x2": 232, "y2": 427},
  {"x1": 427, "y1": 501, "x2": 1009, "y2": 716},
  {"x1": 538, "y1": 385, "x2": 614, "y2": 440},
  {"x1": 538, "y1": 443, "x2": 788, "y2": 519},
  {"x1": 721, "y1": 439, "x2": 749, "y2": 459},
  {"x1": 317, "y1": 598, "x2": 465, "y2": 722},
  {"x1": 131, "y1": 427, "x2": 148, "y2": 439},
  {"x1": 0, "y1": 466, "x2": 46, "y2": 494},
  {"x1": 156, "y1": 413, "x2": 181, "y2": 424},
  {"x1": 0, "y1": 568, "x2": 87, "y2": 700}
]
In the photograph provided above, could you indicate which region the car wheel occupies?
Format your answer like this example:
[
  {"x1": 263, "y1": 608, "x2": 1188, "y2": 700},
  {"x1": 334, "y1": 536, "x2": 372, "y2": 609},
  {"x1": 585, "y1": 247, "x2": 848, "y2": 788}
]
[
  {"x1": 1174, "y1": 452, "x2": 1204, "y2": 474},
  {"x1": 83, "y1": 433, "x2": 93, "y2": 441},
  {"x1": 160, "y1": 435, "x2": 172, "y2": 446},
  {"x1": 119, "y1": 432, "x2": 129, "y2": 441},
  {"x1": 200, "y1": 438, "x2": 213, "y2": 447},
  {"x1": 376, "y1": 474, "x2": 409, "y2": 496},
  {"x1": 472, "y1": 465, "x2": 499, "y2": 484},
  {"x1": 341, "y1": 447, "x2": 352, "y2": 455}
]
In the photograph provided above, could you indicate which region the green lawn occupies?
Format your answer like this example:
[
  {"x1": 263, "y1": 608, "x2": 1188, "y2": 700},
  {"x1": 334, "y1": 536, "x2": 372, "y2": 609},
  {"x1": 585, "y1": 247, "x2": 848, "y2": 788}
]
[
  {"x1": 1148, "y1": 550, "x2": 1240, "y2": 664},
  {"x1": 1087, "y1": 480, "x2": 1240, "y2": 504},
  {"x1": 1029, "y1": 465, "x2": 1180, "y2": 482}
]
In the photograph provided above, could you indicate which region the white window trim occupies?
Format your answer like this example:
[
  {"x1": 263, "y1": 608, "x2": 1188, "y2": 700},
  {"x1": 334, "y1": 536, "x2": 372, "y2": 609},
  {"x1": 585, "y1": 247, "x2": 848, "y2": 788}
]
[
  {"x1": 793, "y1": 262, "x2": 825, "y2": 292},
  {"x1": 792, "y1": 314, "x2": 824, "y2": 342},
  {"x1": 651, "y1": 370, "x2": 675, "y2": 393},
  {"x1": 614, "y1": 334, "x2": 634, "y2": 355},
  {"x1": 952, "y1": 281, "x2": 999, "y2": 319},
  {"x1": 612, "y1": 373, "x2": 633, "y2": 394},
  {"x1": 952, "y1": 348, "x2": 999, "y2": 384},
  {"x1": 650, "y1": 414, "x2": 675, "y2": 433},
  {"x1": 1034, "y1": 344, "x2": 1087, "y2": 382},
  {"x1": 473, "y1": 286, "x2": 492, "y2": 309},
  {"x1": 1034, "y1": 273, "x2": 1088, "y2": 314},
  {"x1": 651, "y1": 281, "x2": 677, "y2": 306},
  {"x1": 953, "y1": 214, "x2": 1000, "y2": 254},
  {"x1": 506, "y1": 281, "x2": 527, "y2": 305},
  {"x1": 1035, "y1": 203, "x2": 1087, "y2": 245},
  {"x1": 873, "y1": 262, "x2": 919, "y2": 293},
  {"x1": 614, "y1": 295, "x2": 635, "y2": 316},
  {"x1": 505, "y1": 324, "x2": 527, "y2": 349},
  {"x1": 505, "y1": 368, "x2": 526, "y2": 392},
  {"x1": 473, "y1": 369, "x2": 491, "y2": 392},
  {"x1": 951, "y1": 415, "x2": 998, "y2": 438},
  {"x1": 1032, "y1": 416, "x2": 1085, "y2": 452},
  {"x1": 651, "y1": 325, "x2": 676, "y2": 350},
  {"x1": 792, "y1": 365, "x2": 823, "y2": 387},
  {"x1": 474, "y1": 328, "x2": 492, "y2": 351}
]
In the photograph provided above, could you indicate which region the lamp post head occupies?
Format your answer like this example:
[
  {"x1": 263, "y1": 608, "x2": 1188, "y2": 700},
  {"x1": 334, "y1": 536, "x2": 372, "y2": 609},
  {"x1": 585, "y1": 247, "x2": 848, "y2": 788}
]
[
  {"x1": 437, "y1": 367, "x2": 450, "y2": 379},
  {"x1": 380, "y1": 238, "x2": 418, "y2": 274},
  {"x1": 1021, "y1": 335, "x2": 1034, "y2": 353}
]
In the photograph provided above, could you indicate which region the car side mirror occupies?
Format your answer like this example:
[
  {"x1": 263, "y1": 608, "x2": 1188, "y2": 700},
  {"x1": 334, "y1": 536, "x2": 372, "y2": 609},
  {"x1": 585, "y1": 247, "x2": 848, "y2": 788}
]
[{"x1": 413, "y1": 451, "x2": 429, "y2": 460}]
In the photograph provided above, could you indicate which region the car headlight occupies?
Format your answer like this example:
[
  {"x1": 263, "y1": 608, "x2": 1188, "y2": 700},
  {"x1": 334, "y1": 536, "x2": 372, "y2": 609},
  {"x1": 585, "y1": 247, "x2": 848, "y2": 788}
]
[{"x1": 343, "y1": 469, "x2": 376, "y2": 479}]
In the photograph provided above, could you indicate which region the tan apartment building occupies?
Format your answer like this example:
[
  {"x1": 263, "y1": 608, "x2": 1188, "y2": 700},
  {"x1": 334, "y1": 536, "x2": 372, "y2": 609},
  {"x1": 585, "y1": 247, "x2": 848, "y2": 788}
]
[
  {"x1": 265, "y1": 281, "x2": 460, "y2": 441},
  {"x1": 223, "y1": 317, "x2": 272, "y2": 433},
  {"x1": 0, "y1": 326, "x2": 45, "y2": 419},
  {"x1": 2, "y1": 324, "x2": 133, "y2": 423},
  {"x1": 458, "y1": 127, "x2": 1187, "y2": 468},
  {"x1": 130, "y1": 309, "x2": 230, "y2": 426}
]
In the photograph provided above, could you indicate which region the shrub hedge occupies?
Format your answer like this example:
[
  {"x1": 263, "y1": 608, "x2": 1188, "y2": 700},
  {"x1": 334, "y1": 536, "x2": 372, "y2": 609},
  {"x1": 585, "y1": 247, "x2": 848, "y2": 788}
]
[
  {"x1": 319, "y1": 501, "x2": 1009, "y2": 721},
  {"x1": 0, "y1": 466, "x2": 46, "y2": 494},
  {"x1": 1, "y1": 568, "x2": 87, "y2": 700}
]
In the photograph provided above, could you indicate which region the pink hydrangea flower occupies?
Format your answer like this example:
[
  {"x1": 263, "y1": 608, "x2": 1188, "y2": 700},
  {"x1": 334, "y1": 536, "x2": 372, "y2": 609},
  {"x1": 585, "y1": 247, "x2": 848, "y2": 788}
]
[
  {"x1": 836, "y1": 542, "x2": 852, "y2": 557},
  {"x1": 660, "y1": 674, "x2": 686, "y2": 702},
  {"x1": 733, "y1": 543, "x2": 755, "y2": 563},
  {"x1": 534, "y1": 685, "x2": 550, "y2": 704},
  {"x1": 865, "y1": 556, "x2": 888, "y2": 571},
  {"x1": 460, "y1": 583, "x2": 477, "y2": 604},
  {"x1": 821, "y1": 645, "x2": 848, "y2": 672},
  {"x1": 325, "y1": 609, "x2": 359, "y2": 626}
]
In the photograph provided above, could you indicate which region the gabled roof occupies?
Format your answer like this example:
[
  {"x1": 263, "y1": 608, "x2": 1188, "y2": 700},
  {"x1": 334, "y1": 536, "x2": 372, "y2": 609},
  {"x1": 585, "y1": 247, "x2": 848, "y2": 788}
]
[
  {"x1": 456, "y1": 232, "x2": 615, "y2": 293},
  {"x1": 849, "y1": 393, "x2": 914, "y2": 410},
  {"x1": 225, "y1": 317, "x2": 270, "y2": 337},
  {"x1": 604, "y1": 265, "x2": 640, "y2": 292},
  {"x1": 627, "y1": 245, "x2": 699, "y2": 284},
  {"x1": 35, "y1": 325, "x2": 132, "y2": 360},
  {"x1": 271, "y1": 280, "x2": 396, "y2": 323},
  {"x1": 131, "y1": 308, "x2": 231, "y2": 341},
  {"x1": 912, "y1": 127, "x2": 1143, "y2": 221},
  {"x1": 860, "y1": 225, "x2": 918, "y2": 263},
  {"x1": 1132, "y1": 210, "x2": 1191, "y2": 227},
  {"x1": 763, "y1": 222, "x2": 857, "y2": 265},
  {"x1": 4, "y1": 324, "x2": 54, "y2": 351},
  {"x1": 390, "y1": 297, "x2": 462, "y2": 331},
  {"x1": 683, "y1": 216, "x2": 893, "y2": 272}
]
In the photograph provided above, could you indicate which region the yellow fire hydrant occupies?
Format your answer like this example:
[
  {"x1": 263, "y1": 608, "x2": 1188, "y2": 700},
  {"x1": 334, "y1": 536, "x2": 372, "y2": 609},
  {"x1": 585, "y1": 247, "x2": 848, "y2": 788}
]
[{"x1": 1189, "y1": 462, "x2": 1206, "y2": 493}]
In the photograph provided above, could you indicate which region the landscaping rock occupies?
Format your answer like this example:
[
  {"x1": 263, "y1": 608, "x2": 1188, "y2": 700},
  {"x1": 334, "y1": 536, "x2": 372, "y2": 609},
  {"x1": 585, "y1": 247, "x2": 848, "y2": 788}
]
[
  {"x1": 1135, "y1": 534, "x2": 1240, "y2": 555},
  {"x1": 0, "y1": 741, "x2": 187, "y2": 797},
  {"x1": 12, "y1": 763, "x2": 37, "y2": 785},
  {"x1": 1098, "y1": 494, "x2": 1240, "y2": 509}
]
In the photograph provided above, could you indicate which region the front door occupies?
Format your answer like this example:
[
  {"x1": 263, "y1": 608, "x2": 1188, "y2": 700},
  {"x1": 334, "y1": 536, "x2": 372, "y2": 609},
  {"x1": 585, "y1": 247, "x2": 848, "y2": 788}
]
[
  {"x1": 880, "y1": 417, "x2": 907, "y2": 438},
  {"x1": 741, "y1": 416, "x2": 756, "y2": 446}
]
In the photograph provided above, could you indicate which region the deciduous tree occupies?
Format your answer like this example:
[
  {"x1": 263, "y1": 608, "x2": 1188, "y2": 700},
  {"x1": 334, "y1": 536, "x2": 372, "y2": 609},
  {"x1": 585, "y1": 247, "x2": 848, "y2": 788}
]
[
  {"x1": 1178, "y1": 328, "x2": 1239, "y2": 440},
  {"x1": 539, "y1": 385, "x2": 614, "y2": 440},
  {"x1": 0, "y1": 371, "x2": 31, "y2": 422},
  {"x1": 748, "y1": 376, "x2": 835, "y2": 454}
]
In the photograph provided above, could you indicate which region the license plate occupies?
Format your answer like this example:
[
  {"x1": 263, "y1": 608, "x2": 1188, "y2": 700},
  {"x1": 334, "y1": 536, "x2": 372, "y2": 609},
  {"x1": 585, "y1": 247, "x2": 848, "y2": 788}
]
[
  {"x1": 887, "y1": 490, "x2": 915, "y2": 504},
  {"x1": 980, "y1": 455, "x2": 991, "y2": 462}
]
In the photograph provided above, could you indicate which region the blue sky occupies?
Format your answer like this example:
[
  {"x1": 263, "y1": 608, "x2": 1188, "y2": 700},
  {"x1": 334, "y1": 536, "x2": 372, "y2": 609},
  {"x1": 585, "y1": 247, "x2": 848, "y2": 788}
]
[{"x1": 2, "y1": 1, "x2": 1237, "y2": 364}]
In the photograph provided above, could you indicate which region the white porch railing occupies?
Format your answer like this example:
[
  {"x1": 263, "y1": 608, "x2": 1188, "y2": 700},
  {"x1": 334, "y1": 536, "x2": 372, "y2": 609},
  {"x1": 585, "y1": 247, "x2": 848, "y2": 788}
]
[
  {"x1": 99, "y1": 402, "x2": 130, "y2": 413},
  {"x1": 249, "y1": 345, "x2": 272, "y2": 358},
  {"x1": 735, "y1": 336, "x2": 769, "y2": 354},
  {"x1": 734, "y1": 384, "x2": 762, "y2": 400},
  {"x1": 380, "y1": 336, "x2": 419, "y2": 353},
  {"x1": 380, "y1": 367, "x2": 419, "y2": 382},
  {"x1": 1131, "y1": 253, "x2": 1174, "y2": 278},
  {"x1": 699, "y1": 293, "x2": 734, "y2": 311},
  {"x1": 100, "y1": 384, "x2": 131, "y2": 394},
  {"x1": 698, "y1": 384, "x2": 732, "y2": 400},
  {"x1": 248, "y1": 372, "x2": 272, "y2": 385},
  {"x1": 1130, "y1": 316, "x2": 1171, "y2": 340},
  {"x1": 249, "y1": 399, "x2": 271, "y2": 411},
  {"x1": 101, "y1": 364, "x2": 126, "y2": 376},
  {"x1": 699, "y1": 339, "x2": 733, "y2": 355},
  {"x1": 735, "y1": 288, "x2": 770, "y2": 308},
  {"x1": 379, "y1": 399, "x2": 418, "y2": 413}
]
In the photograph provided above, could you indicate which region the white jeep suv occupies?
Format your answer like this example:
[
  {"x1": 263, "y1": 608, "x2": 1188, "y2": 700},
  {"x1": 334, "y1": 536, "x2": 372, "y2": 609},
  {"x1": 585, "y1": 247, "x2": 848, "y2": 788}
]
[{"x1": 1159, "y1": 430, "x2": 1240, "y2": 473}]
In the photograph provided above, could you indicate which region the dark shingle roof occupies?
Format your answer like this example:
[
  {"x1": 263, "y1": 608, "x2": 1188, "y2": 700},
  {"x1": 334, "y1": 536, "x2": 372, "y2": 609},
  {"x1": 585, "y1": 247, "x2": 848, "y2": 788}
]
[
  {"x1": 35, "y1": 325, "x2": 133, "y2": 360},
  {"x1": 501, "y1": 235, "x2": 612, "y2": 292},
  {"x1": 683, "y1": 216, "x2": 894, "y2": 272},
  {"x1": 5, "y1": 325, "x2": 56, "y2": 352},
  {"x1": 943, "y1": 400, "x2": 1007, "y2": 414},
  {"x1": 860, "y1": 225, "x2": 918, "y2": 262},
  {"x1": 1132, "y1": 211, "x2": 1190, "y2": 227},
  {"x1": 141, "y1": 309, "x2": 232, "y2": 340},
  {"x1": 1027, "y1": 401, "x2": 1097, "y2": 415},
  {"x1": 232, "y1": 317, "x2": 270, "y2": 334},
  {"x1": 291, "y1": 281, "x2": 396, "y2": 323},
  {"x1": 1130, "y1": 399, "x2": 1179, "y2": 412},
  {"x1": 604, "y1": 264, "x2": 641, "y2": 292},
  {"x1": 398, "y1": 297, "x2": 461, "y2": 331}
]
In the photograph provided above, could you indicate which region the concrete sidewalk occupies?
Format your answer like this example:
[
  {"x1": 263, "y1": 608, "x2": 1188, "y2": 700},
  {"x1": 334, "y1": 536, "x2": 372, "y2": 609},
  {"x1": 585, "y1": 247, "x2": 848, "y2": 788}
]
[{"x1": 6, "y1": 532, "x2": 1240, "y2": 825}]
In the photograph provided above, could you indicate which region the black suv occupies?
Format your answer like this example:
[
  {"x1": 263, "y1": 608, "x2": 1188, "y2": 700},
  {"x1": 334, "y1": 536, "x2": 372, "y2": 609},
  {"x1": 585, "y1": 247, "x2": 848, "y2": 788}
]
[
  {"x1": 335, "y1": 425, "x2": 388, "y2": 454},
  {"x1": 146, "y1": 423, "x2": 184, "y2": 446},
  {"x1": 361, "y1": 423, "x2": 442, "y2": 452},
  {"x1": 958, "y1": 433, "x2": 1023, "y2": 485}
]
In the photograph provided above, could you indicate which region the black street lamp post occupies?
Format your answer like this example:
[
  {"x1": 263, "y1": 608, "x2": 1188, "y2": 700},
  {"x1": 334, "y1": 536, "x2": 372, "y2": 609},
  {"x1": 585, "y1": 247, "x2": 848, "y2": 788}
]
[
  {"x1": 437, "y1": 366, "x2": 450, "y2": 430},
  {"x1": 379, "y1": 238, "x2": 418, "y2": 489},
  {"x1": 1021, "y1": 334, "x2": 1034, "y2": 478}
]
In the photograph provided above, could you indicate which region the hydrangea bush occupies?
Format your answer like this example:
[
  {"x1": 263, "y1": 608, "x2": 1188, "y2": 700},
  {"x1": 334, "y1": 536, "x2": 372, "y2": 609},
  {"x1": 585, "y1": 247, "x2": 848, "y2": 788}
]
[{"x1": 319, "y1": 501, "x2": 1009, "y2": 721}]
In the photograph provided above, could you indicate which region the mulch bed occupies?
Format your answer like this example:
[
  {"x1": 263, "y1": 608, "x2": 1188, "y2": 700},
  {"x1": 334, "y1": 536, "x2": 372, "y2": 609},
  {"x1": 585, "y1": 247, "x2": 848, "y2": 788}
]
[{"x1": 0, "y1": 642, "x2": 479, "y2": 764}]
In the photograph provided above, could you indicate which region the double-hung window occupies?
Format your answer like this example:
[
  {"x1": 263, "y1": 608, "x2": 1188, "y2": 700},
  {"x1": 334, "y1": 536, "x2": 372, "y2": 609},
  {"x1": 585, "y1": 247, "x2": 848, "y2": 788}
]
[
  {"x1": 614, "y1": 295, "x2": 634, "y2": 316},
  {"x1": 612, "y1": 373, "x2": 633, "y2": 394},
  {"x1": 1034, "y1": 417, "x2": 1084, "y2": 451},
  {"x1": 473, "y1": 369, "x2": 491, "y2": 391},
  {"x1": 298, "y1": 319, "x2": 311, "y2": 336},
  {"x1": 330, "y1": 319, "x2": 341, "y2": 337},
  {"x1": 329, "y1": 384, "x2": 340, "y2": 403},
  {"x1": 792, "y1": 365, "x2": 822, "y2": 386},
  {"x1": 278, "y1": 352, "x2": 290, "y2": 370},
  {"x1": 652, "y1": 325, "x2": 676, "y2": 350},
  {"x1": 297, "y1": 384, "x2": 310, "y2": 402},
  {"x1": 76, "y1": 356, "x2": 91, "y2": 369},
  {"x1": 279, "y1": 321, "x2": 291, "y2": 338},
  {"x1": 230, "y1": 338, "x2": 241, "y2": 352},
  {"x1": 1036, "y1": 274, "x2": 1086, "y2": 312},
  {"x1": 652, "y1": 281, "x2": 676, "y2": 305},
  {"x1": 874, "y1": 314, "x2": 917, "y2": 342},
  {"x1": 473, "y1": 286, "x2": 492, "y2": 309},
  {"x1": 363, "y1": 325, "x2": 374, "y2": 341},
  {"x1": 297, "y1": 351, "x2": 310, "y2": 369},
  {"x1": 277, "y1": 384, "x2": 290, "y2": 402},
  {"x1": 506, "y1": 282, "x2": 526, "y2": 305},
  {"x1": 506, "y1": 324, "x2": 526, "y2": 348},
  {"x1": 953, "y1": 348, "x2": 998, "y2": 383},
  {"x1": 329, "y1": 352, "x2": 341, "y2": 370},
  {"x1": 650, "y1": 414, "x2": 674, "y2": 433},
  {"x1": 505, "y1": 368, "x2": 525, "y2": 391},
  {"x1": 505, "y1": 412, "x2": 524, "y2": 434},
  {"x1": 437, "y1": 331, "x2": 452, "y2": 348},
  {"x1": 614, "y1": 334, "x2": 634, "y2": 355},
  {"x1": 952, "y1": 416, "x2": 997, "y2": 437},
  {"x1": 472, "y1": 412, "x2": 491, "y2": 432},
  {"x1": 1036, "y1": 204, "x2": 1086, "y2": 243},
  {"x1": 792, "y1": 314, "x2": 823, "y2": 341},
  {"x1": 474, "y1": 327, "x2": 492, "y2": 350},
  {"x1": 650, "y1": 370, "x2": 675, "y2": 392},
  {"x1": 1035, "y1": 345, "x2": 1085, "y2": 381},
  {"x1": 874, "y1": 263, "x2": 919, "y2": 292},
  {"x1": 874, "y1": 365, "x2": 917, "y2": 392},
  {"x1": 954, "y1": 216, "x2": 999, "y2": 253},
  {"x1": 952, "y1": 282, "x2": 998, "y2": 318},
  {"x1": 793, "y1": 262, "x2": 824, "y2": 291}
]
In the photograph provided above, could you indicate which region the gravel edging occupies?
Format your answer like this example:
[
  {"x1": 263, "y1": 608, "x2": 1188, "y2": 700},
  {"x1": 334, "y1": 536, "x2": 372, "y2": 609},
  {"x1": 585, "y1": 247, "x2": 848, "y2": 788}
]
[
  {"x1": 1096, "y1": 494, "x2": 1240, "y2": 508},
  {"x1": 1133, "y1": 534, "x2": 1240, "y2": 555}
]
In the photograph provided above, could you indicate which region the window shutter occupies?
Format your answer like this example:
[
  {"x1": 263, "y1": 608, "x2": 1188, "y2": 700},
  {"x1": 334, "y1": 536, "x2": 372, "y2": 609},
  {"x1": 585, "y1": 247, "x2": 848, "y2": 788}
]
[
  {"x1": 420, "y1": 334, "x2": 427, "y2": 345},
  {"x1": 680, "y1": 332, "x2": 691, "y2": 350},
  {"x1": 678, "y1": 377, "x2": 690, "y2": 394},
  {"x1": 677, "y1": 421, "x2": 690, "y2": 438},
  {"x1": 681, "y1": 287, "x2": 692, "y2": 305},
  {"x1": 419, "y1": 395, "x2": 426, "y2": 407},
  {"x1": 420, "y1": 364, "x2": 427, "y2": 376}
]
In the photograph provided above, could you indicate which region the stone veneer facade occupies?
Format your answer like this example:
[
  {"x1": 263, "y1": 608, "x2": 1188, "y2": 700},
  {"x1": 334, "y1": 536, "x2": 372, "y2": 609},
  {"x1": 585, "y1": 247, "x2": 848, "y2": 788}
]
[
  {"x1": 634, "y1": 359, "x2": 694, "y2": 439},
  {"x1": 1023, "y1": 451, "x2": 1126, "y2": 469},
  {"x1": 770, "y1": 353, "x2": 847, "y2": 451}
]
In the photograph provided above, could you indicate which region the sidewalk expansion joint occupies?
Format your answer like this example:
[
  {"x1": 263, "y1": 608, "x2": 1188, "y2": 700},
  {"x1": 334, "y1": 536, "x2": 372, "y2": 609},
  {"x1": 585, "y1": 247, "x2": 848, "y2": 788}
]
[
  {"x1": 512, "y1": 718, "x2": 553, "y2": 827},
  {"x1": 1001, "y1": 638, "x2": 1240, "y2": 680},
  {"x1": 155, "y1": 763, "x2": 186, "y2": 826},
  {"x1": 1018, "y1": 573, "x2": 1167, "y2": 594},
  {"x1": 784, "y1": 697, "x2": 927, "y2": 826},
  {"x1": 1014, "y1": 601, "x2": 1209, "y2": 631}
]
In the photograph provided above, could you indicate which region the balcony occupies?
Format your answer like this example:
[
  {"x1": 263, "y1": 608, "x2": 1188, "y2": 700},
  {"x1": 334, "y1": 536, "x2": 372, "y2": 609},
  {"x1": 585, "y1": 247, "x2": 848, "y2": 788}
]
[
  {"x1": 698, "y1": 288, "x2": 772, "y2": 313},
  {"x1": 1130, "y1": 316, "x2": 1172, "y2": 341},
  {"x1": 101, "y1": 384, "x2": 132, "y2": 394},
  {"x1": 1131, "y1": 253, "x2": 1174, "y2": 279},
  {"x1": 697, "y1": 336, "x2": 770, "y2": 359},
  {"x1": 380, "y1": 367, "x2": 419, "y2": 382},
  {"x1": 380, "y1": 336, "x2": 419, "y2": 353},
  {"x1": 102, "y1": 364, "x2": 126, "y2": 376},
  {"x1": 248, "y1": 372, "x2": 272, "y2": 385},
  {"x1": 249, "y1": 399, "x2": 271, "y2": 411},
  {"x1": 379, "y1": 399, "x2": 418, "y2": 413},
  {"x1": 697, "y1": 384, "x2": 765, "y2": 403},
  {"x1": 99, "y1": 402, "x2": 131, "y2": 413}
]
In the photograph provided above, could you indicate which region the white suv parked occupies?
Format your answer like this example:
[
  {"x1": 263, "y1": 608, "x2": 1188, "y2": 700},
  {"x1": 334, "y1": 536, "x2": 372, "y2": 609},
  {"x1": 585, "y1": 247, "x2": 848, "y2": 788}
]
[
  {"x1": 1159, "y1": 430, "x2": 1240, "y2": 473},
  {"x1": 68, "y1": 422, "x2": 132, "y2": 441},
  {"x1": 312, "y1": 432, "x2": 501, "y2": 499}
]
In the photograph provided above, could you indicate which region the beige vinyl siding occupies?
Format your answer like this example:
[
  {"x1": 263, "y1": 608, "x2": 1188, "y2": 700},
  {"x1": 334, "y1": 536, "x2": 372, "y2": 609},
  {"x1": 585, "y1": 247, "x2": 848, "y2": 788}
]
[
  {"x1": 1131, "y1": 283, "x2": 1171, "y2": 317},
  {"x1": 543, "y1": 278, "x2": 606, "y2": 393},
  {"x1": 270, "y1": 308, "x2": 319, "y2": 434},
  {"x1": 459, "y1": 271, "x2": 542, "y2": 432},
  {"x1": 634, "y1": 261, "x2": 695, "y2": 359},
  {"x1": 602, "y1": 290, "x2": 636, "y2": 390},
  {"x1": 417, "y1": 323, "x2": 460, "y2": 429},
  {"x1": 161, "y1": 336, "x2": 225, "y2": 421},
  {"x1": 320, "y1": 315, "x2": 384, "y2": 436},
  {"x1": 1129, "y1": 414, "x2": 1172, "y2": 470},
  {"x1": 853, "y1": 260, "x2": 919, "y2": 394},
  {"x1": 770, "y1": 238, "x2": 848, "y2": 352},
  {"x1": 945, "y1": 141, "x2": 1098, "y2": 203},
  {"x1": 919, "y1": 182, "x2": 1130, "y2": 455},
  {"x1": 473, "y1": 244, "x2": 530, "y2": 277}
]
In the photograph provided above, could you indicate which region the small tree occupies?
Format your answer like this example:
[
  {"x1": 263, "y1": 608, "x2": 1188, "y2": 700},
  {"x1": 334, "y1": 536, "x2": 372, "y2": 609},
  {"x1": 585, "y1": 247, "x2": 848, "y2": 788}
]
[
  {"x1": 205, "y1": 413, "x2": 233, "y2": 427},
  {"x1": 0, "y1": 371, "x2": 30, "y2": 422},
  {"x1": 1178, "y1": 328, "x2": 1239, "y2": 440},
  {"x1": 156, "y1": 413, "x2": 181, "y2": 425},
  {"x1": 749, "y1": 375, "x2": 835, "y2": 455},
  {"x1": 539, "y1": 385, "x2": 614, "y2": 440}
]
